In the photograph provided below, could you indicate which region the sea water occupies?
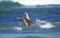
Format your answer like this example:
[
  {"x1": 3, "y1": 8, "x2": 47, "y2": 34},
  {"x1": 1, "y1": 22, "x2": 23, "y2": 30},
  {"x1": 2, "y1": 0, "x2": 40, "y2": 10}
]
[
  {"x1": 0, "y1": 7, "x2": 60, "y2": 38},
  {"x1": 0, "y1": 19, "x2": 60, "y2": 38}
]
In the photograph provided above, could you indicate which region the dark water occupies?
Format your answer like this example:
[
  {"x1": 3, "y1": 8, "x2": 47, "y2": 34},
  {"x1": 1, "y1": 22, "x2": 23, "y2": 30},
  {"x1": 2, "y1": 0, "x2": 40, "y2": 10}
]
[{"x1": 0, "y1": 6, "x2": 60, "y2": 38}]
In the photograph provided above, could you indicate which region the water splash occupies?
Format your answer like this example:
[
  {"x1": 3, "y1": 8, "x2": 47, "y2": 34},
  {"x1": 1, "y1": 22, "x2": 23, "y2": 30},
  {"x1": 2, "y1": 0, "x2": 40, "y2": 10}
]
[
  {"x1": 15, "y1": 19, "x2": 56, "y2": 31},
  {"x1": 35, "y1": 19, "x2": 56, "y2": 29},
  {"x1": 14, "y1": 27, "x2": 22, "y2": 31}
]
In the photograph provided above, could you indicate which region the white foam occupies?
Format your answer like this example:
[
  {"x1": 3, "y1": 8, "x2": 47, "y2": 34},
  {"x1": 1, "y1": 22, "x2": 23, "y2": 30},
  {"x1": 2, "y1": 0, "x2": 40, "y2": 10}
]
[
  {"x1": 40, "y1": 22, "x2": 56, "y2": 29},
  {"x1": 14, "y1": 27, "x2": 22, "y2": 31},
  {"x1": 36, "y1": 19, "x2": 56, "y2": 29}
]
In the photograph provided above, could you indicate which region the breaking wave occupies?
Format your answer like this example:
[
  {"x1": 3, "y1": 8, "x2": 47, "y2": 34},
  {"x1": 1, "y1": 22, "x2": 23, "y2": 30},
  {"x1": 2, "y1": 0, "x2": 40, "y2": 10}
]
[
  {"x1": 35, "y1": 19, "x2": 56, "y2": 29},
  {"x1": 14, "y1": 19, "x2": 56, "y2": 31},
  {"x1": 15, "y1": 19, "x2": 56, "y2": 31},
  {"x1": 0, "y1": 19, "x2": 56, "y2": 31}
]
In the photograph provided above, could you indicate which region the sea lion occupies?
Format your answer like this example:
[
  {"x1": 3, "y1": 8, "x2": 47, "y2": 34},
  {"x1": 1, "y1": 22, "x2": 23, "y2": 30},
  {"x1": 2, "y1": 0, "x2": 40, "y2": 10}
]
[{"x1": 18, "y1": 12, "x2": 34, "y2": 27}]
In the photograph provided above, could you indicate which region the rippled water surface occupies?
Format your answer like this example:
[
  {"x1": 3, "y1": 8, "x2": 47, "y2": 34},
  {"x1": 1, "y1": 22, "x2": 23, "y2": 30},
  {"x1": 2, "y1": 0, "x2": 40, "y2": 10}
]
[{"x1": 0, "y1": 6, "x2": 60, "y2": 38}]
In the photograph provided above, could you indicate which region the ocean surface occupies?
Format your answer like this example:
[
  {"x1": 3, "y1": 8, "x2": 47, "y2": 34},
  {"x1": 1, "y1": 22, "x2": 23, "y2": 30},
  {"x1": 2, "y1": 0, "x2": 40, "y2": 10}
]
[{"x1": 0, "y1": 6, "x2": 60, "y2": 38}]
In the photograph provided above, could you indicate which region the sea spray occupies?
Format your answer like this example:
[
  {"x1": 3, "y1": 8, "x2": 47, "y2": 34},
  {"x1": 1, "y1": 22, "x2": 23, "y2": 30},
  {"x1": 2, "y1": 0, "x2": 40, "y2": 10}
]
[
  {"x1": 36, "y1": 19, "x2": 56, "y2": 29},
  {"x1": 16, "y1": 19, "x2": 56, "y2": 31}
]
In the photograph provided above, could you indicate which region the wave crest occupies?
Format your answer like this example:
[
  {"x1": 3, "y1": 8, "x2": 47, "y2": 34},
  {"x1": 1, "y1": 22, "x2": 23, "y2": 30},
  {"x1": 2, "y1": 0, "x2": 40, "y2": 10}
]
[{"x1": 36, "y1": 19, "x2": 56, "y2": 29}]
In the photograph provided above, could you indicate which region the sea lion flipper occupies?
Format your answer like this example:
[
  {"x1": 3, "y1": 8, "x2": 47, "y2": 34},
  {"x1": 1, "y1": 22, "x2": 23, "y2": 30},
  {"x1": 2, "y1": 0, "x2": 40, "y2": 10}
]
[{"x1": 25, "y1": 12, "x2": 30, "y2": 20}]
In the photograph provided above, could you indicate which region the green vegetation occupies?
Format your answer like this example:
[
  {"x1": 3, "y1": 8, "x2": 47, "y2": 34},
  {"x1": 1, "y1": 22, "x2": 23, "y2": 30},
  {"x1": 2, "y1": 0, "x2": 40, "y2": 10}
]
[
  {"x1": 0, "y1": 1, "x2": 23, "y2": 13},
  {"x1": 0, "y1": 1, "x2": 22, "y2": 6}
]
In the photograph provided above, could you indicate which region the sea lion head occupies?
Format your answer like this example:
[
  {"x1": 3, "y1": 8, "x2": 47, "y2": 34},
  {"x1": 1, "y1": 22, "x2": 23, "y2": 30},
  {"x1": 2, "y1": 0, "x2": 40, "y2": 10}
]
[{"x1": 18, "y1": 17, "x2": 24, "y2": 21}]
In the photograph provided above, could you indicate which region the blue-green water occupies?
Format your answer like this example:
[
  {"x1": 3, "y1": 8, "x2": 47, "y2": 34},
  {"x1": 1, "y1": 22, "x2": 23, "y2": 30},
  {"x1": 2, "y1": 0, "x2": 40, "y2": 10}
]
[
  {"x1": 0, "y1": 32, "x2": 60, "y2": 38},
  {"x1": 0, "y1": 6, "x2": 60, "y2": 38}
]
